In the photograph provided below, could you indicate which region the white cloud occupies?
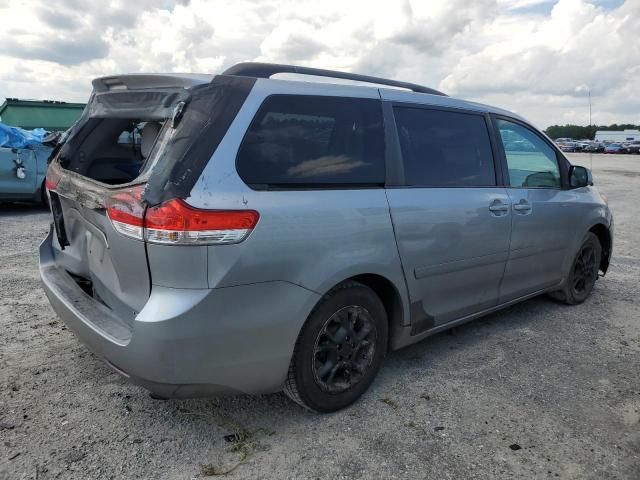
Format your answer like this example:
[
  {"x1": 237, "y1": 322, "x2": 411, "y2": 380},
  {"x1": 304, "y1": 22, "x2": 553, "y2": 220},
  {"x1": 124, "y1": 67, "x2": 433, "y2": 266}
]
[
  {"x1": 0, "y1": 0, "x2": 637, "y2": 128},
  {"x1": 441, "y1": 0, "x2": 639, "y2": 125}
]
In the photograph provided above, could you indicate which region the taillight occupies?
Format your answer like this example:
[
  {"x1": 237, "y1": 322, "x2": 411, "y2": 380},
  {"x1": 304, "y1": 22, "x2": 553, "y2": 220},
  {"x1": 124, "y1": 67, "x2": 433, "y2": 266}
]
[
  {"x1": 106, "y1": 186, "x2": 145, "y2": 240},
  {"x1": 144, "y1": 199, "x2": 259, "y2": 245},
  {"x1": 106, "y1": 188, "x2": 259, "y2": 245},
  {"x1": 45, "y1": 168, "x2": 61, "y2": 191}
]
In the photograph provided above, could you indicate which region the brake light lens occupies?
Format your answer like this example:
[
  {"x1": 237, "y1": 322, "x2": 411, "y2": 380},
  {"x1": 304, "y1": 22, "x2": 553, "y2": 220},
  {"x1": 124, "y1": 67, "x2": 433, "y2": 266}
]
[
  {"x1": 106, "y1": 187, "x2": 146, "y2": 240},
  {"x1": 45, "y1": 168, "x2": 61, "y2": 191},
  {"x1": 145, "y1": 199, "x2": 259, "y2": 245},
  {"x1": 106, "y1": 189, "x2": 259, "y2": 245}
]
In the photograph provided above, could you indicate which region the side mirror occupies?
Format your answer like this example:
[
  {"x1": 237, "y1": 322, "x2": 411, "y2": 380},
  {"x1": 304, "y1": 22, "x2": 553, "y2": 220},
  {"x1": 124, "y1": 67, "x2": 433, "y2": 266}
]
[{"x1": 569, "y1": 165, "x2": 593, "y2": 188}]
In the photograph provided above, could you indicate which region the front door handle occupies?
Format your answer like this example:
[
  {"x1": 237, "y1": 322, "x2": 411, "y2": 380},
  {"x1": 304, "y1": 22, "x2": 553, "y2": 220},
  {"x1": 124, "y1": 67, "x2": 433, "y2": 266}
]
[{"x1": 513, "y1": 200, "x2": 532, "y2": 214}]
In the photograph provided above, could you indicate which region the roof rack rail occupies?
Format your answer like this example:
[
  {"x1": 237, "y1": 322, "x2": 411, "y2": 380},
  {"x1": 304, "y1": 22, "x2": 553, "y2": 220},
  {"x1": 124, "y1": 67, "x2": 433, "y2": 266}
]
[{"x1": 222, "y1": 62, "x2": 446, "y2": 96}]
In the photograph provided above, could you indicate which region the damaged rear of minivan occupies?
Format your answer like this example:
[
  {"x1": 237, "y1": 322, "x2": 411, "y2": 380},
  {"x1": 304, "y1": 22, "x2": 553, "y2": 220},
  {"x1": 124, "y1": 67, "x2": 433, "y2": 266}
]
[
  {"x1": 39, "y1": 72, "x2": 289, "y2": 397},
  {"x1": 40, "y1": 63, "x2": 614, "y2": 413}
]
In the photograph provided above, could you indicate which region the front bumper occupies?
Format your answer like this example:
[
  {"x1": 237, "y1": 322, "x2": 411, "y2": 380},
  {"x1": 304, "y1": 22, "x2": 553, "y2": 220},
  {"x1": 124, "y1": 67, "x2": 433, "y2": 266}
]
[{"x1": 39, "y1": 226, "x2": 320, "y2": 398}]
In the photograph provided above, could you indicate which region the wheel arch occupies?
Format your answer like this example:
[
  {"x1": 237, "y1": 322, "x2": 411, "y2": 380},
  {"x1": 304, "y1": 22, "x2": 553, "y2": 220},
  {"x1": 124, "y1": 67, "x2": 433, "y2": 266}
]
[
  {"x1": 589, "y1": 223, "x2": 612, "y2": 274},
  {"x1": 327, "y1": 273, "x2": 408, "y2": 351}
]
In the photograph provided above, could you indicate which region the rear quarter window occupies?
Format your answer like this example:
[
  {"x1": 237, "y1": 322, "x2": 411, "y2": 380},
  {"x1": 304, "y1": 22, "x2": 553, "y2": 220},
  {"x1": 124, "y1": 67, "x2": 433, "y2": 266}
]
[{"x1": 236, "y1": 95, "x2": 385, "y2": 188}]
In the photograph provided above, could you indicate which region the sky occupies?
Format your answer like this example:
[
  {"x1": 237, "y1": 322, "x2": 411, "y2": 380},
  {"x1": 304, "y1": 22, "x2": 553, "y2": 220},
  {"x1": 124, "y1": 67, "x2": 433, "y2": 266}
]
[{"x1": 0, "y1": 0, "x2": 637, "y2": 129}]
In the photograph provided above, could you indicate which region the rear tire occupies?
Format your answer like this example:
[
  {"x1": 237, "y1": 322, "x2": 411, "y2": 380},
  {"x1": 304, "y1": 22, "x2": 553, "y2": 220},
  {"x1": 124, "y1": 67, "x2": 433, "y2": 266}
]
[
  {"x1": 549, "y1": 232, "x2": 601, "y2": 305},
  {"x1": 284, "y1": 281, "x2": 388, "y2": 413}
]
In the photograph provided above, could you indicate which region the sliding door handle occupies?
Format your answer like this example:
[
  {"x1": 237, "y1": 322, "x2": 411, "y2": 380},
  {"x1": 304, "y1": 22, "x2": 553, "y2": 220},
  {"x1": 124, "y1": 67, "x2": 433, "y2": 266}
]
[
  {"x1": 489, "y1": 204, "x2": 509, "y2": 212},
  {"x1": 489, "y1": 199, "x2": 509, "y2": 216},
  {"x1": 513, "y1": 200, "x2": 532, "y2": 213}
]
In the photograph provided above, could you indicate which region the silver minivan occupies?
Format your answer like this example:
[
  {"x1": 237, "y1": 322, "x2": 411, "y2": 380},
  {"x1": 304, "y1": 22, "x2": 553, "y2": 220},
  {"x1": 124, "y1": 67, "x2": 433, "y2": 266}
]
[{"x1": 40, "y1": 63, "x2": 613, "y2": 412}]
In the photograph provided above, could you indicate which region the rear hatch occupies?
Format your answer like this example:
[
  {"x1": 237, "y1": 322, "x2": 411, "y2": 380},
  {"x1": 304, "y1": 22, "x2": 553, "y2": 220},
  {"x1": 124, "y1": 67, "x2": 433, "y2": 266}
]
[
  {"x1": 46, "y1": 72, "x2": 257, "y2": 324},
  {"x1": 46, "y1": 73, "x2": 211, "y2": 324}
]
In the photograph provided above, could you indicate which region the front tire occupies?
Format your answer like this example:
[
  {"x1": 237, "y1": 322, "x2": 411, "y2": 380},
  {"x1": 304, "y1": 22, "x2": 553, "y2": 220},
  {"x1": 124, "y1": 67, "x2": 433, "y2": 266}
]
[
  {"x1": 549, "y1": 232, "x2": 601, "y2": 305},
  {"x1": 284, "y1": 281, "x2": 388, "y2": 412}
]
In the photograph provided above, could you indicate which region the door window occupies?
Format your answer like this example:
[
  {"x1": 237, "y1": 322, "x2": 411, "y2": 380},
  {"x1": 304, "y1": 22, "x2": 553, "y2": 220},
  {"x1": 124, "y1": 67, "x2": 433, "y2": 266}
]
[
  {"x1": 393, "y1": 107, "x2": 496, "y2": 187},
  {"x1": 236, "y1": 95, "x2": 385, "y2": 187},
  {"x1": 496, "y1": 119, "x2": 561, "y2": 188}
]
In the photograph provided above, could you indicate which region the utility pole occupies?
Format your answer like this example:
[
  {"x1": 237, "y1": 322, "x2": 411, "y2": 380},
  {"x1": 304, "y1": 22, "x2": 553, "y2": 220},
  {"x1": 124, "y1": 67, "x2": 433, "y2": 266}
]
[{"x1": 588, "y1": 89, "x2": 593, "y2": 171}]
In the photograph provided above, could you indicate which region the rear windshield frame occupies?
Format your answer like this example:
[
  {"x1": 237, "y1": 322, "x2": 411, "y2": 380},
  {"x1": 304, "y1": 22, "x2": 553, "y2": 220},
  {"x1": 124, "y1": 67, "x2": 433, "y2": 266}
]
[{"x1": 53, "y1": 74, "x2": 256, "y2": 206}]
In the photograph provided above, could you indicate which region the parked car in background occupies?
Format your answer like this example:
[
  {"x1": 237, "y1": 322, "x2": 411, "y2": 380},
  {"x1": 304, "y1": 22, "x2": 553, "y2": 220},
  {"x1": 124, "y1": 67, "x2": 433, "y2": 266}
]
[
  {"x1": 40, "y1": 63, "x2": 614, "y2": 412},
  {"x1": 604, "y1": 143, "x2": 625, "y2": 154},
  {"x1": 583, "y1": 143, "x2": 605, "y2": 153},
  {"x1": 623, "y1": 142, "x2": 640, "y2": 154},
  {"x1": 0, "y1": 145, "x2": 51, "y2": 205},
  {"x1": 558, "y1": 142, "x2": 579, "y2": 152}
]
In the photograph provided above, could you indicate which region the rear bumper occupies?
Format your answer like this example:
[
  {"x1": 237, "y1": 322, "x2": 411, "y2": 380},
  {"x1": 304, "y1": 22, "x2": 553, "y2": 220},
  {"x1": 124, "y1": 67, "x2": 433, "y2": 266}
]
[{"x1": 39, "y1": 226, "x2": 320, "y2": 397}]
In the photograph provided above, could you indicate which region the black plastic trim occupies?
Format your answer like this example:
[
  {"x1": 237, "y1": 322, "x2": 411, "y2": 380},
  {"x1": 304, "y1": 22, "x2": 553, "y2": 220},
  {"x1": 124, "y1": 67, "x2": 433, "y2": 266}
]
[
  {"x1": 222, "y1": 62, "x2": 447, "y2": 96},
  {"x1": 409, "y1": 301, "x2": 436, "y2": 335},
  {"x1": 485, "y1": 113, "x2": 508, "y2": 187},
  {"x1": 381, "y1": 100, "x2": 404, "y2": 187},
  {"x1": 49, "y1": 192, "x2": 69, "y2": 249}
]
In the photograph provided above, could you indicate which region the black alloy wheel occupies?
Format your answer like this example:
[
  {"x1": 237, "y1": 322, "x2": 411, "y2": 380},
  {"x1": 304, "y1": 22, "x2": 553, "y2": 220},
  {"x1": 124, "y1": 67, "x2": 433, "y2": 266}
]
[
  {"x1": 284, "y1": 281, "x2": 388, "y2": 412},
  {"x1": 312, "y1": 305, "x2": 377, "y2": 394},
  {"x1": 571, "y1": 243, "x2": 597, "y2": 296},
  {"x1": 549, "y1": 232, "x2": 602, "y2": 305}
]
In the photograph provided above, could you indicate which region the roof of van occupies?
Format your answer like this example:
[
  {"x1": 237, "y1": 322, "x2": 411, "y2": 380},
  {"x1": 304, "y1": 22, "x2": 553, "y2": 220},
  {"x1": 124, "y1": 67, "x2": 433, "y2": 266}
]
[
  {"x1": 247, "y1": 75, "x2": 527, "y2": 124},
  {"x1": 90, "y1": 65, "x2": 528, "y2": 125},
  {"x1": 223, "y1": 62, "x2": 528, "y2": 124},
  {"x1": 378, "y1": 86, "x2": 526, "y2": 121}
]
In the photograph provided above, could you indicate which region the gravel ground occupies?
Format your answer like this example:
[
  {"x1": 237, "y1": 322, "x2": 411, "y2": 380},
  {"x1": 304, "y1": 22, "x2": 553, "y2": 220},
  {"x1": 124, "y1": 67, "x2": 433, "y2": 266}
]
[{"x1": 1, "y1": 153, "x2": 638, "y2": 480}]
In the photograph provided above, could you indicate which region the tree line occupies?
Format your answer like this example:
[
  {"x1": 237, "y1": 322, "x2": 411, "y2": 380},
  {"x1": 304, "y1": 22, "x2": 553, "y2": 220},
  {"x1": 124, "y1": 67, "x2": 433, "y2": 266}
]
[{"x1": 544, "y1": 124, "x2": 640, "y2": 140}]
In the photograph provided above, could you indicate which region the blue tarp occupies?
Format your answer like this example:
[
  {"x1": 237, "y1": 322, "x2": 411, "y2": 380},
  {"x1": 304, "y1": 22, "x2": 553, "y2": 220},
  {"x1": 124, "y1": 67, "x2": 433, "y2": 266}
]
[{"x1": 0, "y1": 122, "x2": 47, "y2": 149}]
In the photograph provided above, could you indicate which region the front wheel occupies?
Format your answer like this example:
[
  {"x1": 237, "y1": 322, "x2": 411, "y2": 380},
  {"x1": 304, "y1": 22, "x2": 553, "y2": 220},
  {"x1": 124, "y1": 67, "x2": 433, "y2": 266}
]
[
  {"x1": 284, "y1": 281, "x2": 388, "y2": 412},
  {"x1": 549, "y1": 232, "x2": 602, "y2": 305}
]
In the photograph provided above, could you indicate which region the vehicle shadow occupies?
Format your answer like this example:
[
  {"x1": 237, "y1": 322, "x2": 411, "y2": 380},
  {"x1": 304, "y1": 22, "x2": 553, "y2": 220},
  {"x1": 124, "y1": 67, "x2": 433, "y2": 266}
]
[
  {"x1": 141, "y1": 291, "x2": 586, "y2": 434},
  {"x1": 0, "y1": 202, "x2": 49, "y2": 217},
  {"x1": 45, "y1": 287, "x2": 601, "y2": 478}
]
